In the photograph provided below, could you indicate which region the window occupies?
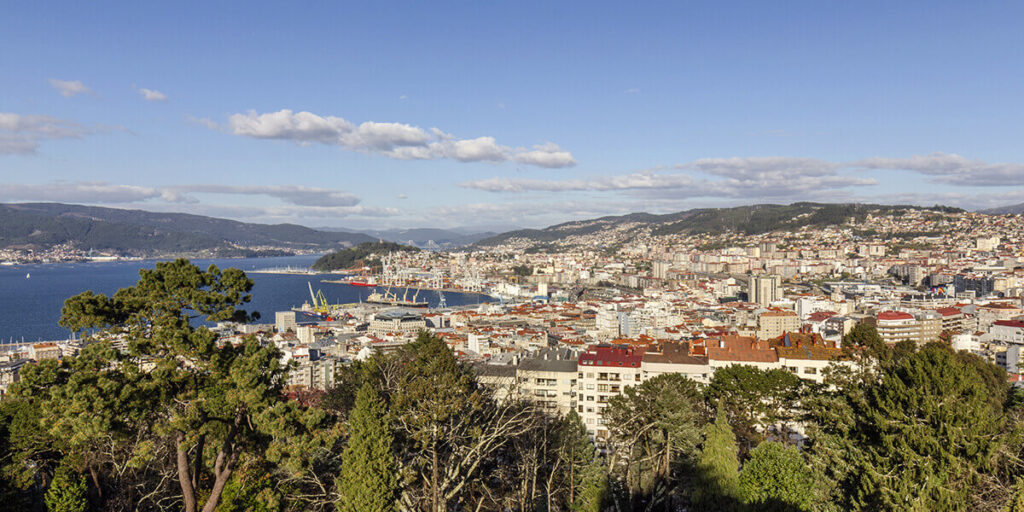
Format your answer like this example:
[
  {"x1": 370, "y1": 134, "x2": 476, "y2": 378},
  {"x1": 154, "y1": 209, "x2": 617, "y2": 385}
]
[
  {"x1": 586, "y1": 372, "x2": 594, "y2": 379},
  {"x1": 597, "y1": 384, "x2": 609, "y2": 392},
  {"x1": 587, "y1": 395, "x2": 594, "y2": 401},
  {"x1": 803, "y1": 367, "x2": 817, "y2": 375},
  {"x1": 635, "y1": 374, "x2": 642, "y2": 382},
  {"x1": 787, "y1": 366, "x2": 798, "y2": 373}
]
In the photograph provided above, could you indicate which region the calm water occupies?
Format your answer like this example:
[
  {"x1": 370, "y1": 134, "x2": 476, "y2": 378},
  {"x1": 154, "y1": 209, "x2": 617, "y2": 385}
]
[{"x1": 0, "y1": 255, "x2": 492, "y2": 342}]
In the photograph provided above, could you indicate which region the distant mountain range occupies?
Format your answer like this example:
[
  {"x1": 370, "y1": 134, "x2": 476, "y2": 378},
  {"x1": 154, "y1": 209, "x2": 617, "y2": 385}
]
[
  {"x1": 978, "y1": 203, "x2": 1024, "y2": 215},
  {"x1": 473, "y1": 202, "x2": 966, "y2": 247},
  {"x1": 0, "y1": 203, "x2": 374, "y2": 256},
  {"x1": 0, "y1": 201, "x2": 990, "y2": 257}
]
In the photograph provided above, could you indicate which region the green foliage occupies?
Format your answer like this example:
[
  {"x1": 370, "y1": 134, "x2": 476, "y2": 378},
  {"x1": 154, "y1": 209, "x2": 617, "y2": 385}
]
[
  {"x1": 739, "y1": 441, "x2": 814, "y2": 512},
  {"x1": 11, "y1": 259, "x2": 336, "y2": 512},
  {"x1": 806, "y1": 344, "x2": 1014, "y2": 511},
  {"x1": 574, "y1": 457, "x2": 609, "y2": 512},
  {"x1": 705, "y1": 365, "x2": 802, "y2": 452},
  {"x1": 215, "y1": 464, "x2": 284, "y2": 512},
  {"x1": 605, "y1": 373, "x2": 702, "y2": 508},
  {"x1": 45, "y1": 459, "x2": 88, "y2": 512},
  {"x1": 693, "y1": 408, "x2": 741, "y2": 512},
  {"x1": 311, "y1": 242, "x2": 419, "y2": 271},
  {"x1": 841, "y1": 323, "x2": 887, "y2": 357},
  {"x1": 1007, "y1": 478, "x2": 1024, "y2": 512},
  {"x1": 336, "y1": 383, "x2": 397, "y2": 512},
  {"x1": 511, "y1": 264, "x2": 533, "y2": 277},
  {"x1": 559, "y1": 410, "x2": 597, "y2": 508}
]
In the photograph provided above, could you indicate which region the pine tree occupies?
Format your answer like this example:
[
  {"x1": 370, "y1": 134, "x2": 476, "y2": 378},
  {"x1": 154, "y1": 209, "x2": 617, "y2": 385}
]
[
  {"x1": 693, "y1": 408, "x2": 741, "y2": 511},
  {"x1": 559, "y1": 410, "x2": 596, "y2": 507},
  {"x1": 574, "y1": 456, "x2": 609, "y2": 512},
  {"x1": 739, "y1": 441, "x2": 814, "y2": 512},
  {"x1": 45, "y1": 460, "x2": 88, "y2": 512},
  {"x1": 1007, "y1": 478, "x2": 1024, "y2": 512},
  {"x1": 336, "y1": 382, "x2": 397, "y2": 512}
]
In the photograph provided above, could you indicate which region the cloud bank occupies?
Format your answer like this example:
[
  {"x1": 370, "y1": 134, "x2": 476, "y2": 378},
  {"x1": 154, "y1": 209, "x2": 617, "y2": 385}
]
[
  {"x1": 0, "y1": 113, "x2": 97, "y2": 155},
  {"x1": 226, "y1": 109, "x2": 577, "y2": 168}
]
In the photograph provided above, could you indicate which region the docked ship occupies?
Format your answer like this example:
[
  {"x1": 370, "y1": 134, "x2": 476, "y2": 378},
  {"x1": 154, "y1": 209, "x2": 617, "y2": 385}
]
[
  {"x1": 366, "y1": 287, "x2": 429, "y2": 308},
  {"x1": 349, "y1": 276, "x2": 378, "y2": 287}
]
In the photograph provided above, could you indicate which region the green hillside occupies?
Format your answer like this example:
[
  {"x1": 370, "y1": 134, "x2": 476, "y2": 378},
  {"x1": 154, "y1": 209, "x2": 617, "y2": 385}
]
[
  {"x1": 0, "y1": 202, "x2": 374, "y2": 255},
  {"x1": 311, "y1": 241, "x2": 420, "y2": 271},
  {"x1": 475, "y1": 202, "x2": 964, "y2": 247}
]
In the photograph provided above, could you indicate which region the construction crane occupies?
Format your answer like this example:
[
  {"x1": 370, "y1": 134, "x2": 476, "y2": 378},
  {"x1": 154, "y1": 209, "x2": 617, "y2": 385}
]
[{"x1": 300, "y1": 282, "x2": 361, "y2": 318}]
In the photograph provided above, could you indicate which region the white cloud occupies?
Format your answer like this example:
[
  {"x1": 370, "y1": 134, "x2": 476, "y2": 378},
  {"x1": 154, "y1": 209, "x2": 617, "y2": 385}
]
[
  {"x1": 0, "y1": 182, "x2": 160, "y2": 203},
  {"x1": 164, "y1": 185, "x2": 361, "y2": 207},
  {"x1": 514, "y1": 143, "x2": 578, "y2": 168},
  {"x1": 686, "y1": 156, "x2": 837, "y2": 179},
  {"x1": 138, "y1": 88, "x2": 168, "y2": 102},
  {"x1": 224, "y1": 109, "x2": 576, "y2": 168},
  {"x1": 49, "y1": 79, "x2": 92, "y2": 98},
  {"x1": 462, "y1": 155, "x2": 871, "y2": 197},
  {"x1": 0, "y1": 113, "x2": 96, "y2": 155},
  {"x1": 851, "y1": 152, "x2": 1024, "y2": 186}
]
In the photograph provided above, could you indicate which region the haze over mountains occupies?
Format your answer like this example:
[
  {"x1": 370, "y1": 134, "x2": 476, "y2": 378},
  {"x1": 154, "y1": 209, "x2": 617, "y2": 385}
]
[
  {"x1": 3, "y1": 200, "x2": 1019, "y2": 257},
  {"x1": 0, "y1": 203, "x2": 374, "y2": 256}
]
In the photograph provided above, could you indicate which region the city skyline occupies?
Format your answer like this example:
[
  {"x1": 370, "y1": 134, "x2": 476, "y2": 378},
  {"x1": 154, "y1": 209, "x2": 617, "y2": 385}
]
[{"x1": 3, "y1": 1, "x2": 1024, "y2": 230}]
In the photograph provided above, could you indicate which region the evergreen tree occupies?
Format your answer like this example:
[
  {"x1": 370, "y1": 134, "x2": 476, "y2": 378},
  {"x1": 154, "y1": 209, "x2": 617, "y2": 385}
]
[
  {"x1": 806, "y1": 343, "x2": 1013, "y2": 511},
  {"x1": 574, "y1": 456, "x2": 609, "y2": 512},
  {"x1": 739, "y1": 441, "x2": 814, "y2": 512},
  {"x1": 693, "y1": 408, "x2": 741, "y2": 512},
  {"x1": 45, "y1": 460, "x2": 88, "y2": 512},
  {"x1": 604, "y1": 373, "x2": 702, "y2": 508},
  {"x1": 336, "y1": 382, "x2": 397, "y2": 512},
  {"x1": 1007, "y1": 478, "x2": 1024, "y2": 512},
  {"x1": 705, "y1": 365, "x2": 802, "y2": 453},
  {"x1": 559, "y1": 410, "x2": 597, "y2": 508}
]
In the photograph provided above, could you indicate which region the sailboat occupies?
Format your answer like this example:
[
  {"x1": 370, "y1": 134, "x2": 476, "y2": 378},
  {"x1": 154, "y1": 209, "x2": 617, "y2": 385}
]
[{"x1": 25, "y1": 273, "x2": 30, "y2": 279}]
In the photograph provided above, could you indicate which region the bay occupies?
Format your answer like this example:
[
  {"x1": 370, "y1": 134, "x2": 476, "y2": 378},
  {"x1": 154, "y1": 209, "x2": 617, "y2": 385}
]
[{"x1": 0, "y1": 255, "x2": 493, "y2": 342}]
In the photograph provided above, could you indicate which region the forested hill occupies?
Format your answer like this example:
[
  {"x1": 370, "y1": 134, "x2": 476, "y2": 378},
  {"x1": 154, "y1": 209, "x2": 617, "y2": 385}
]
[
  {"x1": 0, "y1": 202, "x2": 374, "y2": 256},
  {"x1": 311, "y1": 241, "x2": 419, "y2": 271},
  {"x1": 474, "y1": 202, "x2": 964, "y2": 247}
]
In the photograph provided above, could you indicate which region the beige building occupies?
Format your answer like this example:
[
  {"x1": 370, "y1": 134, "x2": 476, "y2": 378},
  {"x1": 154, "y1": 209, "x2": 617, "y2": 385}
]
[
  {"x1": 748, "y1": 274, "x2": 782, "y2": 307},
  {"x1": 275, "y1": 311, "x2": 298, "y2": 332},
  {"x1": 756, "y1": 310, "x2": 800, "y2": 340},
  {"x1": 369, "y1": 310, "x2": 426, "y2": 335},
  {"x1": 516, "y1": 348, "x2": 578, "y2": 416}
]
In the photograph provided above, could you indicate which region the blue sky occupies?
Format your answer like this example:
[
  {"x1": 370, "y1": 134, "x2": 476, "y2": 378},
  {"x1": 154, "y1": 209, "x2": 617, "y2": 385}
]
[{"x1": 3, "y1": 1, "x2": 1024, "y2": 231}]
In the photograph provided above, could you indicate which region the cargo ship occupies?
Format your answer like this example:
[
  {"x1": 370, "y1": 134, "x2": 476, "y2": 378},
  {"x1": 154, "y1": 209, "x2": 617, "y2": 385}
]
[{"x1": 366, "y1": 288, "x2": 429, "y2": 308}]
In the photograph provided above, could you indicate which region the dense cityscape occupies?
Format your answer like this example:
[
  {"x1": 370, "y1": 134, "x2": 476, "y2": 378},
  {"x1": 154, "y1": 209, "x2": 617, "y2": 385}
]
[
  {"x1": 5, "y1": 204, "x2": 1024, "y2": 510},
  {"x1": 6, "y1": 1, "x2": 1024, "y2": 511}
]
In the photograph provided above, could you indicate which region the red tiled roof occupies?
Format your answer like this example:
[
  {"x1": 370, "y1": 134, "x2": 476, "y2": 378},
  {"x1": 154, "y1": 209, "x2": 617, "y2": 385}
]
[
  {"x1": 993, "y1": 320, "x2": 1024, "y2": 329},
  {"x1": 878, "y1": 311, "x2": 914, "y2": 321}
]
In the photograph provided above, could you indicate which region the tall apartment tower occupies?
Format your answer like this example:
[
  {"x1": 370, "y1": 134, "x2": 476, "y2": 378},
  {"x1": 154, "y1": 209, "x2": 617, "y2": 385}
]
[{"x1": 748, "y1": 274, "x2": 782, "y2": 307}]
